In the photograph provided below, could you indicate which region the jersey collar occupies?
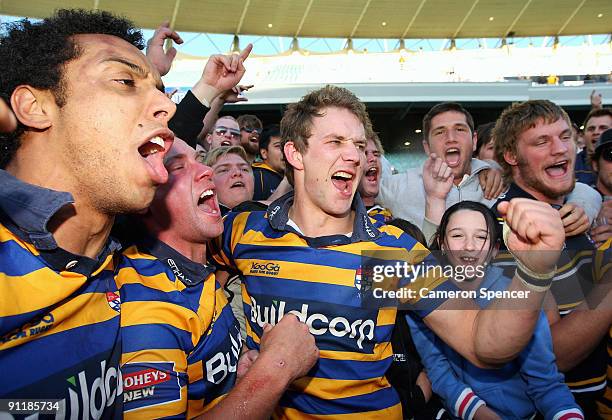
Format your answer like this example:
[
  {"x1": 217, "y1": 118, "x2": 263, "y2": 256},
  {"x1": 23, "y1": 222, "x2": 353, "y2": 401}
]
[{"x1": 266, "y1": 191, "x2": 381, "y2": 246}]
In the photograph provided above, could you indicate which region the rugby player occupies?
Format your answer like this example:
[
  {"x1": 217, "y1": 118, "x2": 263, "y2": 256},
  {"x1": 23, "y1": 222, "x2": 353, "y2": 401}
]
[
  {"x1": 117, "y1": 138, "x2": 318, "y2": 418},
  {"x1": 0, "y1": 9, "x2": 250, "y2": 416},
  {"x1": 493, "y1": 99, "x2": 612, "y2": 417},
  {"x1": 211, "y1": 85, "x2": 567, "y2": 418}
]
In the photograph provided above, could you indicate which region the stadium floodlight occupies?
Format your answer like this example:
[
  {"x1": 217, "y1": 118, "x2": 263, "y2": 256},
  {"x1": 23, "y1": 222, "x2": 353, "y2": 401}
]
[
  {"x1": 231, "y1": 35, "x2": 240, "y2": 53},
  {"x1": 399, "y1": 39, "x2": 406, "y2": 53},
  {"x1": 344, "y1": 39, "x2": 355, "y2": 54},
  {"x1": 290, "y1": 37, "x2": 301, "y2": 56}
]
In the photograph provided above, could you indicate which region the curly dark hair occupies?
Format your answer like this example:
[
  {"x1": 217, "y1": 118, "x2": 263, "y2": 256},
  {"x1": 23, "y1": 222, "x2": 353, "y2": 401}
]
[{"x1": 0, "y1": 9, "x2": 144, "y2": 168}]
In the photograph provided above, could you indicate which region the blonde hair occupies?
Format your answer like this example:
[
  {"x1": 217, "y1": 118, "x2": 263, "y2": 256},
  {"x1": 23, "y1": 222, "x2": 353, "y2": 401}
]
[{"x1": 203, "y1": 145, "x2": 249, "y2": 167}]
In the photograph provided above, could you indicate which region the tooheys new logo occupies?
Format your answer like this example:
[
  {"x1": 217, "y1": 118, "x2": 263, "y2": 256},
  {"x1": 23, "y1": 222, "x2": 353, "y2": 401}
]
[{"x1": 249, "y1": 296, "x2": 375, "y2": 350}]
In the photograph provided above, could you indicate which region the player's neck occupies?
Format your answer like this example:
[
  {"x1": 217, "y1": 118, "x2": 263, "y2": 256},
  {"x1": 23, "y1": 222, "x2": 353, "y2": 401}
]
[
  {"x1": 513, "y1": 179, "x2": 565, "y2": 206},
  {"x1": 156, "y1": 232, "x2": 208, "y2": 264},
  {"x1": 289, "y1": 198, "x2": 354, "y2": 238},
  {"x1": 7, "y1": 157, "x2": 114, "y2": 259}
]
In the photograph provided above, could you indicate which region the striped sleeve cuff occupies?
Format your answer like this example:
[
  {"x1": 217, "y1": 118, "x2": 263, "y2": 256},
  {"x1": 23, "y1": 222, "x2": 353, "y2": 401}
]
[
  {"x1": 454, "y1": 388, "x2": 486, "y2": 420},
  {"x1": 552, "y1": 409, "x2": 585, "y2": 420}
]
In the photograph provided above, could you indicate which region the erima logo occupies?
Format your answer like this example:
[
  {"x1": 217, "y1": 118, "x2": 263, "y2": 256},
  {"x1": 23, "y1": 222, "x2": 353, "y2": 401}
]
[
  {"x1": 250, "y1": 297, "x2": 375, "y2": 350},
  {"x1": 167, "y1": 258, "x2": 192, "y2": 284},
  {"x1": 363, "y1": 215, "x2": 376, "y2": 238},
  {"x1": 269, "y1": 205, "x2": 281, "y2": 219},
  {"x1": 249, "y1": 262, "x2": 280, "y2": 276}
]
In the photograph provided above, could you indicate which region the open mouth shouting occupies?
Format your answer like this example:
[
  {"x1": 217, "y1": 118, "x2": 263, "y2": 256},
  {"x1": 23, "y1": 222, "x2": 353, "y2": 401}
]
[
  {"x1": 331, "y1": 170, "x2": 355, "y2": 198},
  {"x1": 444, "y1": 147, "x2": 461, "y2": 167},
  {"x1": 197, "y1": 187, "x2": 220, "y2": 216},
  {"x1": 365, "y1": 166, "x2": 379, "y2": 185},
  {"x1": 138, "y1": 130, "x2": 174, "y2": 184},
  {"x1": 544, "y1": 160, "x2": 569, "y2": 178}
]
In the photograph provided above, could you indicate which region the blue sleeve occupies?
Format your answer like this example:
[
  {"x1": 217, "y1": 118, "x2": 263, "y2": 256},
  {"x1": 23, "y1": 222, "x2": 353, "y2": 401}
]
[
  {"x1": 406, "y1": 313, "x2": 486, "y2": 419},
  {"x1": 518, "y1": 312, "x2": 584, "y2": 419}
]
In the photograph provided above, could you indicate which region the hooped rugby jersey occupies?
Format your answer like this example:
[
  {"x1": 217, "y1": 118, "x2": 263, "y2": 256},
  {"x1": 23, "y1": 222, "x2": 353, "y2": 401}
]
[
  {"x1": 117, "y1": 236, "x2": 241, "y2": 419},
  {"x1": 211, "y1": 192, "x2": 455, "y2": 419},
  {"x1": 252, "y1": 161, "x2": 283, "y2": 201},
  {"x1": 494, "y1": 183, "x2": 607, "y2": 398},
  {"x1": 0, "y1": 170, "x2": 123, "y2": 419}
]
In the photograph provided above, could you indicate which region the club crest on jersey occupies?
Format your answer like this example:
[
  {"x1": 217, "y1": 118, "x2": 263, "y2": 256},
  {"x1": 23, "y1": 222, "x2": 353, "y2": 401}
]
[
  {"x1": 355, "y1": 267, "x2": 372, "y2": 293},
  {"x1": 106, "y1": 292, "x2": 121, "y2": 312}
]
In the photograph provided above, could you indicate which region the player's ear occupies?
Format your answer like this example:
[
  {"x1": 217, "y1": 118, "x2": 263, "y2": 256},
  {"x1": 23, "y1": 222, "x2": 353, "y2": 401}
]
[
  {"x1": 11, "y1": 85, "x2": 55, "y2": 130},
  {"x1": 284, "y1": 141, "x2": 304, "y2": 170},
  {"x1": 503, "y1": 149, "x2": 518, "y2": 166}
]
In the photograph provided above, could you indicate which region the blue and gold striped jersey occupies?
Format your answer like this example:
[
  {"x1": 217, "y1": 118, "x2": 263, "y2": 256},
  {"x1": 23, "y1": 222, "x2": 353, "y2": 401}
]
[
  {"x1": 211, "y1": 192, "x2": 453, "y2": 419},
  {"x1": 117, "y1": 237, "x2": 241, "y2": 419},
  {"x1": 494, "y1": 183, "x2": 607, "y2": 399},
  {"x1": 252, "y1": 161, "x2": 283, "y2": 201},
  {"x1": 367, "y1": 205, "x2": 393, "y2": 224},
  {"x1": 0, "y1": 170, "x2": 123, "y2": 419}
]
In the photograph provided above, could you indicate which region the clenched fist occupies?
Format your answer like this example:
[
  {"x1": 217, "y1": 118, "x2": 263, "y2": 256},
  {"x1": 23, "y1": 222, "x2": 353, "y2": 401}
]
[{"x1": 497, "y1": 198, "x2": 565, "y2": 274}]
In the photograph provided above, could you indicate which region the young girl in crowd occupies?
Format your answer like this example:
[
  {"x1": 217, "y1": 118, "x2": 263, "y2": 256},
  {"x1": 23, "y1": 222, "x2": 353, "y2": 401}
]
[{"x1": 407, "y1": 201, "x2": 583, "y2": 420}]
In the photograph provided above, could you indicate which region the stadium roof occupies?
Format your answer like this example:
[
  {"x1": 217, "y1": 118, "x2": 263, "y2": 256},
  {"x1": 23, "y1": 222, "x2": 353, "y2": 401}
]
[{"x1": 2, "y1": 0, "x2": 611, "y2": 39}]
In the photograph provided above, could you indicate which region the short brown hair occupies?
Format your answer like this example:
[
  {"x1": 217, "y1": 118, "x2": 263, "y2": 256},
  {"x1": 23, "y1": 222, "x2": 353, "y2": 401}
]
[
  {"x1": 203, "y1": 145, "x2": 249, "y2": 168},
  {"x1": 493, "y1": 100, "x2": 571, "y2": 181},
  {"x1": 583, "y1": 108, "x2": 612, "y2": 128},
  {"x1": 237, "y1": 114, "x2": 262, "y2": 130},
  {"x1": 422, "y1": 102, "x2": 474, "y2": 142},
  {"x1": 280, "y1": 85, "x2": 372, "y2": 185}
]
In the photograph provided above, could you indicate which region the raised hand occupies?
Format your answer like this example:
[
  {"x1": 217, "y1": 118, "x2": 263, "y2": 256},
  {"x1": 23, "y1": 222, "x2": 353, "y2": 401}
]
[
  {"x1": 591, "y1": 89, "x2": 603, "y2": 110},
  {"x1": 201, "y1": 44, "x2": 253, "y2": 95},
  {"x1": 216, "y1": 84, "x2": 254, "y2": 105},
  {"x1": 146, "y1": 21, "x2": 184, "y2": 77},
  {"x1": 423, "y1": 153, "x2": 453, "y2": 201},
  {"x1": 497, "y1": 198, "x2": 565, "y2": 274}
]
